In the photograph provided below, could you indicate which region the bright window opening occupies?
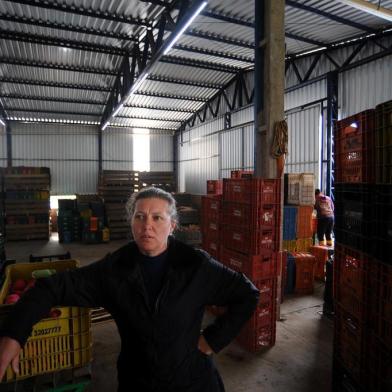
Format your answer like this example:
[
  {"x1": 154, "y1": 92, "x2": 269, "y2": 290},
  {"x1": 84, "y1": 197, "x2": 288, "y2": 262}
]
[
  {"x1": 133, "y1": 129, "x2": 150, "y2": 172},
  {"x1": 50, "y1": 195, "x2": 76, "y2": 209}
]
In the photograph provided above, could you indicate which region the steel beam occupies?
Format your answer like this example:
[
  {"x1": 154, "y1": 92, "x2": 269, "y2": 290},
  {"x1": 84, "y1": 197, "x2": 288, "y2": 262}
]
[
  {"x1": 173, "y1": 43, "x2": 254, "y2": 63},
  {"x1": 101, "y1": 0, "x2": 210, "y2": 129},
  {"x1": 5, "y1": 107, "x2": 102, "y2": 117},
  {"x1": 286, "y1": 0, "x2": 376, "y2": 33},
  {"x1": 124, "y1": 104, "x2": 196, "y2": 114},
  {"x1": 0, "y1": 57, "x2": 117, "y2": 76},
  {"x1": 117, "y1": 114, "x2": 183, "y2": 123},
  {"x1": 134, "y1": 91, "x2": 207, "y2": 102},
  {"x1": 185, "y1": 29, "x2": 253, "y2": 48},
  {"x1": 0, "y1": 14, "x2": 138, "y2": 42},
  {"x1": 286, "y1": 32, "x2": 326, "y2": 47},
  {"x1": 325, "y1": 72, "x2": 338, "y2": 197},
  {"x1": 9, "y1": 0, "x2": 149, "y2": 27},
  {"x1": 6, "y1": 123, "x2": 11, "y2": 167},
  {"x1": 0, "y1": 77, "x2": 112, "y2": 92},
  {"x1": 148, "y1": 74, "x2": 222, "y2": 89},
  {"x1": 160, "y1": 55, "x2": 240, "y2": 73},
  {"x1": 0, "y1": 29, "x2": 127, "y2": 56},
  {"x1": 0, "y1": 94, "x2": 105, "y2": 106}
]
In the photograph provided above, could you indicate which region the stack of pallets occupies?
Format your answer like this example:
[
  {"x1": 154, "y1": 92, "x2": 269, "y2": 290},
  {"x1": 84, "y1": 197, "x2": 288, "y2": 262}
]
[
  {"x1": 98, "y1": 170, "x2": 139, "y2": 240},
  {"x1": 138, "y1": 171, "x2": 176, "y2": 192},
  {"x1": 1, "y1": 167, "x2": 50, "y2": 241}
]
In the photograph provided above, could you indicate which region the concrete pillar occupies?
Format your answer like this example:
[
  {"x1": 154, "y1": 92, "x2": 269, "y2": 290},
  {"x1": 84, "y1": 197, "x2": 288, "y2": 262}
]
[
  {"x1": 254, "y1": 0, "x2": 285, "y2": 178},
  {"x1": 254, "y1": 0, "x2": 285, "y2": 317}
]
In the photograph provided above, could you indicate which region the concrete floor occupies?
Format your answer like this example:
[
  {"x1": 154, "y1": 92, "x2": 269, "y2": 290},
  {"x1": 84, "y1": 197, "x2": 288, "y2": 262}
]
[{"x1": 5, "y1": 236, "x2": 333, "y2": 392}]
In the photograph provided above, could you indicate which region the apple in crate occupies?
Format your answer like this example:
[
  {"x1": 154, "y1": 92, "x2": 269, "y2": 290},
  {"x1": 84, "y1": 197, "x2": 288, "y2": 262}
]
[
  {"x1": 5, "y1": 294, "x2": 20, "y2": 304},
  {"x1": 11, "y1": 279, "x2": 27, "y2": 293},
  {"x1": 24, "y1": 279, "x2": 36, "y2": 292}
]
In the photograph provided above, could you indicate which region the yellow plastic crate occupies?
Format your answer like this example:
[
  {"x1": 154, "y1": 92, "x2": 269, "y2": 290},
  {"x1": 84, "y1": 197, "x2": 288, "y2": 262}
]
[
  {"x1": 296, "y1": 238, "x2": 313, "y2": 252},
  {"x1": 282, "y1": 240, "x2": 297, "y2": 253},
  {"x1": 0, "y1": 260, "x2": 92, "y2": 383}
]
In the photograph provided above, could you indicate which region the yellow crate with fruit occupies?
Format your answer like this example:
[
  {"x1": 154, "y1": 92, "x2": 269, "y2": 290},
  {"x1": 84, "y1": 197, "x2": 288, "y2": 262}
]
[{"x1": 0, "y1": 260, "x2": 92, "y2": 383}]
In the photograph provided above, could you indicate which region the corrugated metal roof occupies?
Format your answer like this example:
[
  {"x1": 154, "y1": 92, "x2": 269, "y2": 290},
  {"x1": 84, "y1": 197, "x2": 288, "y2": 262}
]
[{"x1": 0, "y1": 0, "x2": 390, "y2": 129}]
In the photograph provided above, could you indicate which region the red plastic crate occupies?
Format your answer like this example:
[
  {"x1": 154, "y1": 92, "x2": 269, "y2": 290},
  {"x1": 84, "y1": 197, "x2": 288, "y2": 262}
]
[
  {"x1": 201, "y1": 236, "x2": 220, "y2": 260},
  {"x1": 334, "y1": 305, "x2": 367, "y2": 384},
  {"x1": 201, "y1": 195, "x2": 222, "y2": 217},
  {"x1": 201, "y1": 218, "x2": 220, "y2": 237},
  {"x1": 293, "y1": 252, "x2": 316, "y2": 294},
  {"x1": 246, "y1": 301, "x2": 275, "y2": 330},
  {"x1": 223, "y1": 178, "x2": 279, "y2": 205},
  {"x1": 334, "y1": 243, "x2": 371, "y2": 300},
  {"x1": 366, "y1": 333, "x2": 392, "y2": 392},
  {"x1": 310, "y1": 245, "x2": 329, "y2": 281},
  {"x1": 231, "y1": 170, "x2": 254, "y2": 179},
  {"x1": 334, "y1": 110, "x2": 375, "y2": 183},
  {"x1": 222, "y1": 202, "x2": 277, "y2": 230},
  {"x1": 220, "y1": 247, "x2": 277, "y2": 279},
  {"x1": 236, "y1": 323, "x2": 276, "y2": 352},
  {"x1": 296, "y1": 205, "x2": 314, "y2": 238},
  {"x1": 222, "y1": 226, "x2": 277, "y2": 255},
  {"x1": 206, "y1": 180, "x2": 223, "y2": 195},
  {"x1": 254, "y1": 277, "x2": 277, "y2": 306},
  {"x1": 371, "y1": 261, "x2": 392, "y2": 346}
]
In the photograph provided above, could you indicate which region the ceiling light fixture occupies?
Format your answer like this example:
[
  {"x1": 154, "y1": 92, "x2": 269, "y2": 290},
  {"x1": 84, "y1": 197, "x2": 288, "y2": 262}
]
[{"x1": 163, "y1": 1, "x2": 207, "y2": 55}]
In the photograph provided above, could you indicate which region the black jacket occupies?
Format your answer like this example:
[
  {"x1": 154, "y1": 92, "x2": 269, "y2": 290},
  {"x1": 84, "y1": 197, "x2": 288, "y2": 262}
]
[{"x1": 1, "y1": 239, "x2": 259, "y2": 391}]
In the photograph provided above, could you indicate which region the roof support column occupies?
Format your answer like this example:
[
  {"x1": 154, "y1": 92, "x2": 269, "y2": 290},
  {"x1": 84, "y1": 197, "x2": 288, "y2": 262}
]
[
  {"x1": 254, "y1": 0, "x2": 285, "y2": 178},
  {"x1": 6, "y1": 123, "x2": 11, "y2": 167},
  {"x1": 98, "y1": 126, "x2": 103, "y2": 174},
  {"x1": 326, "y1": 71, "x2": 338, "y2": 198},
  {"x1": 254, "y1": 0, "x2": 285, "y2": 314}
]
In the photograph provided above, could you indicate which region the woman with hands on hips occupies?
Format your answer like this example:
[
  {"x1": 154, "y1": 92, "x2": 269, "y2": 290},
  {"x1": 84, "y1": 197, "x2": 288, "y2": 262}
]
[{"x1": 0, "y1": 187, "x2": 259, "y2": 392}]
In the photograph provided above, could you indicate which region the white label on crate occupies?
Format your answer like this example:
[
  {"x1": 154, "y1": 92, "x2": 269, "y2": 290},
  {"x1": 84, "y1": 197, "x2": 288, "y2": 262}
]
[
  {"x1": 211, "y1": 203, "x2": 218, "y2": 210},
  {"x1": 209, "y1": 223, "x2": 217, "y2": 230},
  {"x1": 233, "y1": 185, "x2": 241, "y2": 193},
  {"x1": 233, "y1": 209, "x2": 242, "y2": 217},
  {"x1": 262, "y1": 212, "x2": 273, "y2": 223},
  {"x1": 210, "y1": 243, "x2": 217, "y2": 250},
  {"x1": 233, "y1": 233, "x2": 241, "y2": 240},
  {"x1": 32, "y1": 326, "x2": 62, "y2": 337},
  {"x1": 229, "y1": 258, "x2": 242, "y2": 268}
]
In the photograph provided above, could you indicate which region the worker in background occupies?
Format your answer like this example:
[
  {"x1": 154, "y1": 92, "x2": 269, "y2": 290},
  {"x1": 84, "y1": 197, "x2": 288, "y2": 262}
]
[
  {"x1": 314, "y1": 189, "x2": 334, "y2": 247},
  {"x1": 0, "y1": 187, "x2": 259, "y2": 392}
]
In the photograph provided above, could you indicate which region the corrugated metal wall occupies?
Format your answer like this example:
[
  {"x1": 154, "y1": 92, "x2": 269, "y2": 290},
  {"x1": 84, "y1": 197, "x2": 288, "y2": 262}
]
[
  {"x1": 177, "y1": 119, "x2": 221, "y2": 193},
  {"x1": 0, "y1": 126, "x2": 6, "y2": 167},
  {"x1": 103, "y1": 128, "x2": 134, "y2": 171},
  {"x1": 177, "y1": 100, "x2": 322, "y2": 194},
  {"x1": 285, "y1": 80, "x2": 326, "y2": 110},
  {"x1": 103, "y1": 128, "x2": 173, "y2": 171},
  {"x1": 340, "y1": 56, "x2": 392, "y2": 117},
  {"x1": 11, "y1": 123, "x2": 98, "y2": 194},
  {"x1": 285, "y1": 105, "x2": 321, "y2": 187},
  {"x1": 8, "y1": 124, "x2": 174, "y2": 194},
  {"x1": 150, "y1": 134, "x2": 173, "y2": 171},
  {"x1": 177, "y1": 49, "x2": 392, "y2": 194}
]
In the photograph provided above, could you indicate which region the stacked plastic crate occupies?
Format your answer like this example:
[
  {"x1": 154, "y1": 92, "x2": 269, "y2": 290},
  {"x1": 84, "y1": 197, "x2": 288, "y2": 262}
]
[
  {"x1": 333, "y1": 105, "x2": 392, "y2": 391},
  {"x1": 219, "y1": 177, "x2": 280, "y2": 352},
  {"x1": 283, "y1": 173, "x2": 315, "y2": 253},
  {"x1": 201, "y1": 180, "x2": 222, "y2": 260}
]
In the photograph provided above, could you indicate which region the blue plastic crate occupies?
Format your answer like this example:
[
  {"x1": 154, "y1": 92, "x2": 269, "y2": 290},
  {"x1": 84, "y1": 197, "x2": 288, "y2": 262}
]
[{"x1": 283, "y1": 206, "x2": 297, "y2": 240}]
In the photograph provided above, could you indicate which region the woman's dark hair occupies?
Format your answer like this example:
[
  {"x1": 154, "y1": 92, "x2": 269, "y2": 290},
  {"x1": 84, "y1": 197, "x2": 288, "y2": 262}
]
[
  {"x1": 315, "y1": 189, "x2": 321, "y2": 196},
  {"x1": 125, "y1": 187, "x2": 178, "y2": 223}
]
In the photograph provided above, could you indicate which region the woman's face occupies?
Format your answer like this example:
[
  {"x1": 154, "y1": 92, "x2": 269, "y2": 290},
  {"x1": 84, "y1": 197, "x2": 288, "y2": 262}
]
[{"x1": 131, "y1": 197, "x2": 176, "y2": 257}]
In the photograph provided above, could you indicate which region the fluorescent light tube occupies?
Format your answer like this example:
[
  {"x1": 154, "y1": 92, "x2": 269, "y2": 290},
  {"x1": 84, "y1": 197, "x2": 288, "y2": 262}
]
[{"x1": 163, "y1": 1, "x2": 207, "y2": 55}]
